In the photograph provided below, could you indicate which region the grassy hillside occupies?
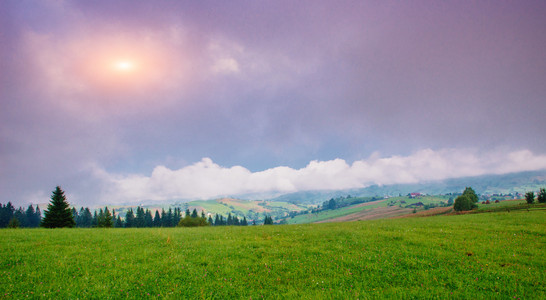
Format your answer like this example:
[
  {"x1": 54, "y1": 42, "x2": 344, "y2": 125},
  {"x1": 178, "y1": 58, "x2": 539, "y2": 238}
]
[
  {"x1": 1, "y1": 210, "x2": 544, "y2": 298},
  {"x1": 284, "y1": 195, "x2": 450, "y2": 224},
  {"x1": 112, "y1": 198, "x2": 310, "y2": 224}
]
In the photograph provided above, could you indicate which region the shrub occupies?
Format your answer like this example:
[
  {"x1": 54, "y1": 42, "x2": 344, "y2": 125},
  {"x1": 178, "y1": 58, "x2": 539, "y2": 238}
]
[
  {"x1": 8, "y1": 218, "x2": 19, "y2": 228},
  {"x1": 538, "y1": 188, "x2": 546, "y2": 203},
  {"x1": 178, "y1": 216, "x2": 209, "y2": 227},
  {"x1": 525, "y1": 192, "x2": 535, "y2": 204},
  {"x1": 453, "y1": 195, "x2": 475, "y2": 212}
]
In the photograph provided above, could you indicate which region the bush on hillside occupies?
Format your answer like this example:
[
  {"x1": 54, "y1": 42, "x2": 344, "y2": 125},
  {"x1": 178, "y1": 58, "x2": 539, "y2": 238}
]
[
  {"x1": 453, "y1": 195, "x2": 475, "y2": 212},
  {"x1": 178, "y1": 215, "x2": 209, "y2": 227},
  {"x1": 525, "y1": 192, "x2": 535, "y2": 204},
  {"x1": 538, "y1": 188, "x2": 546, "y2": 203}
]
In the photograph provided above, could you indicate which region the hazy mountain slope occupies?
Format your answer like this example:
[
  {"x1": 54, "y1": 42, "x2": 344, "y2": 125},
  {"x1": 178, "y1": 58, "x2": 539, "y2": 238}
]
[{"x1": 267, "y1": 170, "x2": 546, "y2": 205}]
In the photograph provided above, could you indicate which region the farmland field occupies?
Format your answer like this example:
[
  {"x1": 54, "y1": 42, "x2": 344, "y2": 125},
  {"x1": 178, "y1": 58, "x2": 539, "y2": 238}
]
[
  {"x1": 285, "y1": 196, "x2": 450, "y2": 224},
  {"x1": 1, "y1": 210, "x2": 545, "y2": 299}
]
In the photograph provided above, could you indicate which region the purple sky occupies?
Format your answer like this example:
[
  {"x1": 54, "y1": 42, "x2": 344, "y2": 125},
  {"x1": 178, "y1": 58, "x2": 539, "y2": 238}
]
[{"x1": 2, "y1": 1, "x2": 546, "y2": 206}]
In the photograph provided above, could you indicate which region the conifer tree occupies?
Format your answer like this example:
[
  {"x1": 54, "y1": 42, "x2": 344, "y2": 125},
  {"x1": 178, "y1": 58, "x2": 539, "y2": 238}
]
[
  {"x1": 173, "y1": 208, "x2": 182, "y2": 226},
  {"x1": 102, "y1": 207, "x2": 113, "y2": 228},
  {"x1": 0, "y1": 202, "x2": 15, "y2": 228},
  {"x1": 26, "y1": 205, "x2": 40, "y2": 228},
  {"x1": 14, "y1": 208, "x2": 27, "y2": 227},
  {"x1": 92, "y1": 211, "x2": 99, "y2": 227},
  {"x1": 166, "y1": 208, "x2": 174, "y2": 227},
  {"x1": 80, "y1": 207, "x2": 92, "y2": 228},
  {"x1": 35, "y1": 206, "x2": 42, "y2": 226},
  {"x1": 111, "y1": 209, "x2": 117, "y2": 227},
  {"x1": 161, "y1": 209, "x2": 167, "y2": 227},
  {"x1": 41, "y1": 186, "x2": 76, "y2": 228},
  {"x1": 115, "y1": 215, "x2": 124, "y2": 228},
  {"x1": 214, "y1": 214, "x2": 220, "y2": 226},
  {"x1": 191, "y1": 208, "x2": 198, "y2": 218},
  {"x1": 227, "y1": 213, "x2": 233, "y2": 225},
  {"x1": 208, "y1": 215, "x2": 214, "y2": 225},
  {"x1": 72, "y1": 208, "x2": 79, "y2": 225},
  {"x1": 153, "y1": 210, "x2": 162, "y2": 227},
  {"x1": 135, "y1": 207, "x2": 145, "y2": 227},
  {"x1": 144, "y1": 209, "x2": 153, "y2": 227},
  {"x1": 97, "y1": 209, "x2": 105, "y2": 227},
  {"x1": 125, "y1": 208, "x2": 135, "y2": 228},
  {"x1": 264, "y1": 215, "x2": 273, "y2": 225}
]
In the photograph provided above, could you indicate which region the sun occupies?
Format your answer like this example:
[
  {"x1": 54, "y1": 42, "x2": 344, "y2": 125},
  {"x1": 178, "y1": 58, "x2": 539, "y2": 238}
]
[{"x1": 112, "y1": 60, "x2": 136, "y2": 72}]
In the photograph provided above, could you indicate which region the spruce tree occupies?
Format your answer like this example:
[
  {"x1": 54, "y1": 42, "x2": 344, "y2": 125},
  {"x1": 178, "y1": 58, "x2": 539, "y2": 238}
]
[
  {"x1": 35, "y1": 206, "x2": 42, "y2": 226},
  {"x1": 72, "y1": 208, "x2": 79, "y2": 226},
  {"x1": 104, "y1": 207, "x2": 113, "y2": 228},
  {"x1": 115, "y1": 215, "x2": 124, "y2": 228},
  {"x1": 166, "y1": 208, "x2": 174, "y2": 227},
  {"x1": 41, "y1": 186, "x2": 76, "y2": 228},
  {"x1": 172, "y1": 208, "x2": 181, "y2": 226},
  {"x1": 227, "y1": 213, "x2": 233, "y2": 225},
  {"x1": 135, "y1": 207, "x2": 145, "y2": 227},
  {"x1": 97, "y1": 209, "x2": 105, "y2": 227},
  {"x1": 161, "y1": 209, "x2": 167, "y2": 227},
  {"x1": 80, "y1": 207, "x2": 92, "y2": 227},
  {"x1": 153, "y1": 210, "x2": 162, "y2": 227},
  {"x1": 111, "y1": 209, "x2": 117, "y2": 227},
  {"x1": 125, "y1": 209, "x2": 135, "y2": 228},
  {"x1": 0, "y1": 202, "x2": 15, "y2": 228},
  {"x1": 145, "y1": 209, "x2": 153, "y2": 227},
  {"x1": 92, "y1": 211, "x2": 99, "y2": 227},
  {"x1": 14, "y1": 208, "x2": 27, "y2": 227},
  {"x1": 26, "y1": 205, "x2": 39, "y2": 228}
]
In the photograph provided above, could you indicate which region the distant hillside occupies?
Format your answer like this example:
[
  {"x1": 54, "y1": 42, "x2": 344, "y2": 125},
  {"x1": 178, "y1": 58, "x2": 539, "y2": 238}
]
[{"x1": 267, "y1": 169, "x2": 546, "y2": 205}]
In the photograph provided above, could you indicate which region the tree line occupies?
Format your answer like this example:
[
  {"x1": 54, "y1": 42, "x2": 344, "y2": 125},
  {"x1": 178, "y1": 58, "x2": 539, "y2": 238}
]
[
  {"x1": 2, "y1": 186, "x2": 272, "y2": 228},
  {"x1": 0, "y1": 202, "x2": 41, "y2": 228}
]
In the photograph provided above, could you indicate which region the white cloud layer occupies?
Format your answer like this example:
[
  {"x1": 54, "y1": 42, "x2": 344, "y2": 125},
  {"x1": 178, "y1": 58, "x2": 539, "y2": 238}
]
[{"x1": 91, "y1": 148, "x2": 546, "y2": 204}]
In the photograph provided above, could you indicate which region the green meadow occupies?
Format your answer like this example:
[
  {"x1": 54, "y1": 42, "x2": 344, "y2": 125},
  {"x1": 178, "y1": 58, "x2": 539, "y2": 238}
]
[{"x1": 1, "y1": 210, "x2": 545, "y2": 299}]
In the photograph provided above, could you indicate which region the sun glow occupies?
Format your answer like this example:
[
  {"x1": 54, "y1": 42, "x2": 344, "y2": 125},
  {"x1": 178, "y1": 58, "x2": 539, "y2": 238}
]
[
  {"x1": 113, "y1": 60, "x2": 135, "y2": 72},
  {"x1": 27, "y1": 30, "x2": 193, "y2": 107}
]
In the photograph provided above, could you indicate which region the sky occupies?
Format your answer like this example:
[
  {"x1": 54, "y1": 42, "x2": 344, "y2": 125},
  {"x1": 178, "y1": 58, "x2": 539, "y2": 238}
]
[{"x1": 1, "y1": 0, "x2": 546, "y2": 207}]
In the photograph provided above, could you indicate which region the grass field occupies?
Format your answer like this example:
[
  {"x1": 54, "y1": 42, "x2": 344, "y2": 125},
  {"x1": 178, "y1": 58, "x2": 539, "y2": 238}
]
[{"x1": 1, "y1": 210, "x2": 545, "y2": 299}]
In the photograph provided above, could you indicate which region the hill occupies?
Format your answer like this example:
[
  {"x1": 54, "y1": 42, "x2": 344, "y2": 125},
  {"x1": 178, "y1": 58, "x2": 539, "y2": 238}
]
[{"x1": 267, "y1": 169, "x2": 546, "y2": 205}]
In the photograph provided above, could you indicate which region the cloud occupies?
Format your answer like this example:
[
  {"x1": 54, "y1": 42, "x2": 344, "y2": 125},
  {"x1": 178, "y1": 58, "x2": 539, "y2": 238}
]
[{"x1": 91, "y1": 148, "x2": 546, "y2": 204}]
